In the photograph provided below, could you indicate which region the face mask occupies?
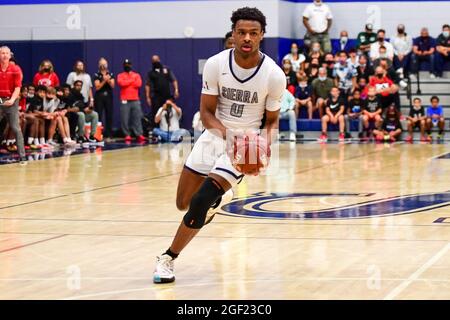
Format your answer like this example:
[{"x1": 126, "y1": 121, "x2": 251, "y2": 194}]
[
  {"x1": 124, "y1": 65, "x2": 132, "y2": 72},
  {"x1": 444, "y1": 31, "x2": 450, "y2": 38},
  {"x1": 43, "y1": 67, "x2": 50, "y2": 73},
  {"x1": 340, "y1": 37, "x2": 348, "y2": 44},
  {"x1": 378, "y1": 37, "x2": 384, "y2": 42},
  {"x1": 153, "y1": 62, "x2": 162, "y2": 69},
  {"x1": 319, "y1": 75, "x2": 327, "y2": 81},
  {"x1": 339, "y1": 58, "x2": 346, "y2": 64},
  {"x1": 27, "y1": 93, "x2": 34, "y2": 98},
  {"x1": 311, "y1": 64, "x2": 319, "y2": 68},
  {"x1": 291, "y1": 48, "x2": 298, "y2": 54},
  {"x1": 398, "y1": 28, "x2": 405, "y2": 34},
  {"x1": 100, "y1": 64, "x2": 107, "y2": 70},
  {"x1": 377, "y1": 73, "x2": 384, "y2": 78},
  {"x1": 379, "y1": 53, "x2": 387, "y2": 58},
  {"x1": 283, "y1": 64, "x2": 291, "y2": 69},
  {"x1": 360, "y1": 63, "x2": 366, "y2": 68},
  {"x1": 413, "y1": 104, "x2": 421, "y2": 110},
  {"x1": 312, "y1": 47, "x2": 320, "y2": 53}
]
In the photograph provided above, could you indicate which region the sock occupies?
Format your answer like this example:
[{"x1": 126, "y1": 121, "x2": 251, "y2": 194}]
[
  {"x1": 39, "y1": 138, "x2": 45, "y2": 145},
  {"x1": 28, "y1": 137, "x2": 34, "y2": 145},
  {"x1": 34, "y1": 138, "x2": 40, "y2": 145},
  {"x1": 63, "y1": 137, "x2": 69, "y2": 143},
  {"x1": 6, "y1": 139, "x2": 13, "y2": 145},
  {"x1": 165, "y1": 248, "x2": 179, "y2": 260},
  {"x1": 48, "y1": 139, "x2": 53, "y2": 144}
]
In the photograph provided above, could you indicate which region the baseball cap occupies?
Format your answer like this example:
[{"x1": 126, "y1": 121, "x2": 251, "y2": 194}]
[
  {"x1": 365, "y1": 23, "x2": 373, "y2": 31},
  {"x1": 123, "y1": 59, "x2": 132, "y2": 65}
]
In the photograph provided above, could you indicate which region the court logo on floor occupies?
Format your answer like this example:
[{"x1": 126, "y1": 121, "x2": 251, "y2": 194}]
[{"x1": 220, "y1": 192, "x2": 450, "y2": 220}]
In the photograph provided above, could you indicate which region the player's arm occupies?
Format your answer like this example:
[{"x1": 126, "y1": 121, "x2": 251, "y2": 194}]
[
  {"x1": 199, "y1": 56, "x2": 227, "y2": 139},
  {"x1": 263, "y1": 68, "x2": 287, "y2": 144},
  {"x1": 201, "y1": 94, "x2": 227, "y2": 139}
]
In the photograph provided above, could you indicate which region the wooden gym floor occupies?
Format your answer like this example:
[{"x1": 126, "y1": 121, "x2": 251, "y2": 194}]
[{"x1": 1, "y1": 141, "x2": 450, "y2": 300}]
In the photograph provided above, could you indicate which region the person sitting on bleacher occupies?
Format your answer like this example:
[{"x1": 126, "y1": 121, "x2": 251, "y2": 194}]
[
  {"x1": 373, "y1": 103, "x2": 403, "y2": 142},
  {"x1": 345, "y1": 89, "x2": 365, "y2": 139},
  {"x1": 410, "y1": 27, "x2": 437, "y2": 79},
  {"x1": 362, "y1": 86, "x2": 382, "y2": 139},
  {"x1": 405, "y1": 97, "x2": 428, "y2": 143},
  {"x1": 312, "y1": 67, "x2": 334, "y2": 119},
  {"x1": 319, "y1": 86, "x2": 345, "y2": 142},
  {"x1": 294, "y1": 74, "x2": 313, "y2": 119},
  {"x1": 426, "y1": 95, "x2": 445, "y2": 140},
  {"x1": 366, "y1": 66, "x2": 399, "y2": 111},
  {"x1": 279, "y1": 89, "x2": 298, "y2": 142},
  {"x1": 435, "y1": 24, "x2": 450, "y2": 78}
]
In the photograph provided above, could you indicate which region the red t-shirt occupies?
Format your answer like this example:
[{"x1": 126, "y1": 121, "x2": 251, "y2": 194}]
[
  {"x1": 367, "y1": 76, "x2": 394, "y2": 97},
  {"x1": 19, "y1": 97, "x2": 26, "y2": 111},
  {"x1": 33, "y1": 72, "x2": 60, "y2": 87},
  {"x1": 0, "y1": 63, "x2": 22, "y2": 97}
]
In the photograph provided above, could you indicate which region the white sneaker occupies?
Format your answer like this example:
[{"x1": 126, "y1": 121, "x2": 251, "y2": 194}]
[
  {"x1": 430, "y1": 73, "x2": 436, "y2": 79},
  {"x1": 409, "y1": 74, "x2": 417, "y2": 81},
  {"x1": 48, "y1": 140, "x2": 59, "y2": 146},
  {"x1": 289, "y1": 132, "x2": 296, "y2": 142},
  {"x1": 153, "y1": 254, "x2": 175, "y2": 284},
  {"x1": 204, "y1": 188, "x2": 234, "y2": 226}
]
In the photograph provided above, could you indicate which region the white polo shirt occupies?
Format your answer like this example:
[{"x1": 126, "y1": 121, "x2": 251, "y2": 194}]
[{"x1": 302, "y1": 3, "x2": 333, "y2": 34}]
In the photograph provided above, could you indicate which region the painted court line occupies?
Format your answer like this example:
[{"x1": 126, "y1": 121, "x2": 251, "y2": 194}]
[
  {"x1": 0, "y1": 234, "x2": 66, "y2": 254},
  {"x1": 383, "y1": 242, "x2": 450, "y2": 300}
]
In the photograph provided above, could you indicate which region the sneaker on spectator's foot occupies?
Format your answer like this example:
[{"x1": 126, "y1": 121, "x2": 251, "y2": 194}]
[
  {"x1": 204, "y1": 189, "x2": 234, "y2": 226},
  {"x1": 289, "y1": 132, "x2": 296, "y2": 142},
  {"x1": 24, "y1": 145, "x2": 30, "y2": 151},
  {"x1": 153, "y1": 254, "x2": 175, "y2": 284},
  {"x1": 420, "y1": 136, "x2": 429, "y2": 142},
  {"x1": 339, "y1": 133, "x2": 345, "y2": 142},
  {"x1": 318, "y1": 134, "x2": 328, "y2": 142},
  {"x1": 124, "y1": 135, "x2": 132, "y2": 142},
  {"x1": 48, "y1": 140, "x2": 59, "y2": 147},
  {"x1": 88, "y1": 136, "x2": 99, "y2": 143},
  {"x1": 136, "y1": 135, "x2": 148, "y2": 142},
  {"x1": 19, "y1": 156, "x2": 27, "y2": 165},
  {"x1": 405, "y1": 135, "x2": 413, "y2": 143},
  {"x1": 345, "y1": 132, "x2": 352, "y2": 139}
]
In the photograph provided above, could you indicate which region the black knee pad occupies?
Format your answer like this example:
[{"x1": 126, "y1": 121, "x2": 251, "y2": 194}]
[{"x1": 183, "y1": 177, "x2": 225, "y2": 229}]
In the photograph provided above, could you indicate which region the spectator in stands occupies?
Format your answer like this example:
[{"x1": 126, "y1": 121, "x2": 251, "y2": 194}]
[
  {"x1": 279, "y1": 89, "x2": 298, "y2": 142},
  {"x1": 28, "y1": 85, "x2": 48, "y2": 148},
  {"x1": 357, "y1": 77, "x2": 368, "y2": 99},
  {"x1": 66, "y1": 60, "x2": 94, "y2": 106},
  {"x1": 145, "y1": 55, "x2": 179, "y2": 131},
  {"x1": 370, "y1": 29, "x2": 394, "y2": 62},
  {"x1": 33, "y1": 60, "x2": 60, "y2": 88},
  {"x1": 0, "y1": 46, "x2": 26, "y2": 162},
  {"x1": 73, "y1": 81, "x2": 100, "y2": 144},
  {"x1": 366, "y1": 66, "x2": 399, "y2": 110},
  {"x1": 435, "y1": 24, "x2": 450, "y2": 78},
  {"x1": 332, "y1": 30, "x2": 354, "y2": 55},
  {"x1": 294, "y1": 74, "x2": 314, "y2": 119},
  {"x1": 305, "y1": 42, "x2": 324, "y2": 69},
  {"x1": 362, "y1": 86, "x2": 383, "y2": 138},
  {"x1": 373, "y1": 46, "x2": 393, "y2": 69},
  {"x1": 312, "y1": 67, "x2": 334, "y2": 118},
  {"x1": 373, "y1": 103, "x2": 402, "y2": 142},
  {"x1": 283, "y1": 42, "x2": 306, "y2": 73},
  {"x1": 356, "y1": 54, "x2": 374, "y2": 82},
  {"x1": 333, "y1": 50, "x2": 357, "y2": 100},
  {"x1": 153, "y1": 99, "x2": 189, "y2": 143},
  {"x1": 61, "y1": 83, "x2": 80, "y2": 139},
  {"x1": 117, "y1": 59, "x2": 146, "y2": 142},
  {"x1": 356, "y1": 23, "x2": 377, "y2": 55},
  {"x1": 224, "y1": 31, "x2": 234, "y2": 49},
  {"x1": 411, "y1": 27, "x2": 437, "y2": 78},
  {"x1": 18, "y1": 85, "x2": 39, "y2": 150},
  {"x1": 426, "y1": 96, "x2": 445, "y2": 140},
  {"x1": 322, "y1": 53, "x2": 335, "y2": 78},
  {"x1": 319, "y1": 86, "x2": 345, "y2": 142},
  {"x1": 93, "y1": 57, "x2": 115, "y2": 142},
  {"x1": 302, "y1": 0, "x2": 333, "y2": 53},
  {"x1": 405, "y1": 97, "x2": 428, "y2": 142},
  {"x1": 345, "y1": 89, "x2": 365, "y2": 139},
  {"x1": 391, "y1": 24, "x2": 412, "y2": 77},
  {"x1": 282, "y1": 58, "x2": 298, "y2": 93},
  {"x1": 27, "y1": 84, "x2": 35, "y2": 100},
  {"x1": 347, "y1": 48, "x2": 360, "y2": 70},
  {"x1": 305, "y1": 58, "x2": 320, "y2": 84}
]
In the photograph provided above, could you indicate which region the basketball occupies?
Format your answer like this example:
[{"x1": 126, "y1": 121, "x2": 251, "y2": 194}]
[{"x1": 229, "y1": 134, "x2": 270, "y2": 175}]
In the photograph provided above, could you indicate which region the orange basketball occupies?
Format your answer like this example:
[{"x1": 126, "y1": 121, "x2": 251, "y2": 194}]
[{"x1": 229, "y1": 134, "x2": 270, "y2": 175}]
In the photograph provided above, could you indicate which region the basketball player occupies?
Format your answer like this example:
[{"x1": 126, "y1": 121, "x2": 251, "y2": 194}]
[{"x1": 153, "y1": 7, "x2": 286, "y2": 283}]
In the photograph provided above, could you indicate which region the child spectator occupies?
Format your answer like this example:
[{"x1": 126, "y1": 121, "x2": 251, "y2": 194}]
[
  {"x1": 426, "y1": 96, "x2": 445, "y2": 140},
  {"x1": 333, "y1": 50, "x2": 357, "y2": 100},
  {"x1": 357, "y1": 77, "x2": 368, "y2": 99},
  {"x1": 362, "y1": 86, "x2": 382, "y2": 138},
  {"x1": 345, "y1": 89, "x2": 365, "y2": 139},
  {"x1": 28, "y1": 85, "x2": 48, "y2": 148},
  {"x1": 405, "y1": 97, "x2": 428, "y2": 142},
  {"x1": 319, "y1": 86, "x2": 345, "y2": 142},
  {"x1": 373, "y1": 103, "x2": 402, "y2": 142},
  {"x1": 294, "y1": 75, "x2": 314, "y2": 119}
]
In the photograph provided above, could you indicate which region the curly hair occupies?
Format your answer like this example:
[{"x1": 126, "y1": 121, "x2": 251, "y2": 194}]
[{"x1": 231, "y1": 7, "x2": 267, "y2": 33}]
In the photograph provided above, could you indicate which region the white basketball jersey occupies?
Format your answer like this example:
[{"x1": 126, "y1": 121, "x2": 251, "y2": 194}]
[{"x1": 201, "y1": 49, "x2": 286, "y2": 130}]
